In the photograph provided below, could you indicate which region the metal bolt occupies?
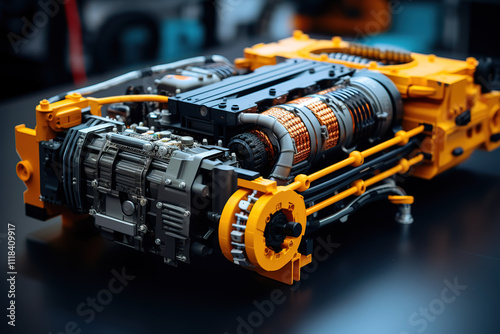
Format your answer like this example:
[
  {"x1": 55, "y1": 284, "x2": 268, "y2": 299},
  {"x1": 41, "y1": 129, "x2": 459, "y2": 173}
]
[
  {"x1": 231, "y1": 105, "x2": 239, "y2": 111},
  {"x1": 269, "y1": 88, "x2": 276, "y2": 95},
  {"x1": 184, "y1": 211, "x2": 191, "y2": 217},
  {"x1": 156, "y1": 202, "x2": 163, "y2": 209},
  {"x1": 91, "y1": 179, "x2": 98, "y2": 188},
  {"x1": 138, "y1": 224, "x2": 147, "y2": 232},
  {"x1": 176, "y1": 254, "x2": 187, "y2": 262},
  {"x1": 165, "y1": 178, "x2": 172, "y2": 185},
  {"x1": 200, "y1": 106, "x2": 208, "y2": 116},
  {"x1": 219, "y1": 102, "x2": 227, "y2": 108},
  {"x1": 155, "y1": 238, "x2": 161, "y2": 245},
  {"x1": 139, "y1": 198, "x2": 147, "y2": 206},
  {"x1": 179, "y1": 182, "x2": 186, "y2": 189},
  {"x1": 89, "y1": 208, "x2": 97, "y2": 216}
]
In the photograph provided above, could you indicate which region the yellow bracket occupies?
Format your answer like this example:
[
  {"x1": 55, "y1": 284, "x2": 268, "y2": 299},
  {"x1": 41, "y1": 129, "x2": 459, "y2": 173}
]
[{"x1": 33, "y1": 93, "x2": 169, "y2": 142}]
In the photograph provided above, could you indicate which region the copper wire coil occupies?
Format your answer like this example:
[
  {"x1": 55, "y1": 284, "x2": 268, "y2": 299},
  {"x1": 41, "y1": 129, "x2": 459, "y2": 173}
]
[
  {"x1": 287, "y1": 96, "x2": 340, "y2": 150},
  {"x1": 262, "y1": 107, "x2": 310, "y2": 163}
]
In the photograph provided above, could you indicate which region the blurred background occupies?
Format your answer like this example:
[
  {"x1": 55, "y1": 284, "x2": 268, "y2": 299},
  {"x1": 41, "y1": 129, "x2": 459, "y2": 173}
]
[{"x1": 1, "y1": 0, "x2": 500, "y2": 102}]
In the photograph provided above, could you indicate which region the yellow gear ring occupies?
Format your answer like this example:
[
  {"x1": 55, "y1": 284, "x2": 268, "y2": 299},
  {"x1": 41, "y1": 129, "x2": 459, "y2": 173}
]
[{"x1": 219, "y1": 187, "x2": 307, "y2": 272}]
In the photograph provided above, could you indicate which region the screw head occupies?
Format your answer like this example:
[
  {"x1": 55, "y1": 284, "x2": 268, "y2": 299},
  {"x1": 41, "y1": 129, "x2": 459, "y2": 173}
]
[
  {"x1": 165, "y1": 178, "x2": 172, "y2": 185},
  {"x1": 139, "y1": 224, "x2": 147, "y2": 232},
  {"x1": 179, "y1": 182, "x2": 186, "y2": 189},
  {"x1": 155, "y1": 238, "x2": 161, "y2": 245},
  {"x1": 91, "y1": 179, "x2": 98, "y2": 188},
  {"x1": 139, "y1": 198, "x2": 147, "y2": 206},
  {"x1": 200, "y1": 106, "x2": 208, "y2": 116},
  {"x1": 156, "y1": 202, "x2": 163, "y2": 209},
  {"x1": 183, "y1": 211, "x2": 191, "y2": 217}
]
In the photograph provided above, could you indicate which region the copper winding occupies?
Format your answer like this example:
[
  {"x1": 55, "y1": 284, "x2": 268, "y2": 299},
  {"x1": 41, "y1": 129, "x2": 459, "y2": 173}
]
[
  {"x1": 287, "y1": 96, "x2": 340, "y2": 150},
  {"x1": 261, "y1": 107, "x2": 310, "y2": 164}
]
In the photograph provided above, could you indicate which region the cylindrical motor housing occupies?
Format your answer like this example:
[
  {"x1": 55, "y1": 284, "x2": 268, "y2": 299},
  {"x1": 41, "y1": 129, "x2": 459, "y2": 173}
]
[{"x1": 231, "y1": 70, "x2": 403, "y2": 176}]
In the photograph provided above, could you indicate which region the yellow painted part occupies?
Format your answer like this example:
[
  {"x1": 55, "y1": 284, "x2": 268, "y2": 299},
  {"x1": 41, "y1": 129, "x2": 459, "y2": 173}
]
[
  {"x1": 244, "y1": 189, "x2": 306, "y2": 272},
  {"x1": 388, "y1": 195, "x2": 414, "y2": 205},
  {"x1": 237, "y1": 177, "x2": 277, "y2": 194},
  {"x1": 239, "y1": 33, "x2": 500, "y2": 180},
  {"x1": 15, "y1": 125, "x2": 43, "y2": 209},
  {"x1": 219, "y1": 182, "x2": 310, "y2": 284},
  {"x1": 256, "y1": 253, "x2": 312, "y2": 285}
]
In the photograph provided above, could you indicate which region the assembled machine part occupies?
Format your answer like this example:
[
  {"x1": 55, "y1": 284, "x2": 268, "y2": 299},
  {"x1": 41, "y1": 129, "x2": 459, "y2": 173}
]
[{"x1": 237, "y1": 70, "x2": 402, "y2": 180}]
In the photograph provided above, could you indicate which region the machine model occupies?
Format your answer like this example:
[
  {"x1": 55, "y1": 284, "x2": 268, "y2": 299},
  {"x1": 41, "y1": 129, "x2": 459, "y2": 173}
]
[{"x1": 16, "y1": 32, "x2": 500, "y2": 284}]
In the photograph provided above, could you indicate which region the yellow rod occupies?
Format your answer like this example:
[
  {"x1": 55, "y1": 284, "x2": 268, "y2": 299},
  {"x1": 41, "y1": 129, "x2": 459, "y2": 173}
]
[
  {"x1": 305, "y1": 186, "x2": 358, "y2": 216},
  {"x1": 308, "y1": 157, "x2": 356, "y2": 182},
  {"x1": 88, "y1": 94, "x2": 169, "y2": 105},
  {"x1": 305, "y1": 154, "x2": 423, "y2": 216},
  {"x1": 361, "y1": 137, "x2": 401, "y2": 158},
  {"x1": 291, "y1": 125, "x2": 426, "y2": 191}
]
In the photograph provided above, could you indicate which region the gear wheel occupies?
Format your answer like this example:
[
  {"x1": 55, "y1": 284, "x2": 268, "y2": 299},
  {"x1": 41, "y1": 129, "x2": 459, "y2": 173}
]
[{"x1": 228, "y1": 133, "x2": 268, "y2": 174}]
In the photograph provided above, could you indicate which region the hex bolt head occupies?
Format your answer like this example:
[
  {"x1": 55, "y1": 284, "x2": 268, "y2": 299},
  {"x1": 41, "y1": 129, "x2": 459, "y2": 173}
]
[
  {"x1": 183, "y1": 211, "x2": 191, "y2": 217},
  {"x1": 155, "y1": 238, "x2": 161, "y2": 245},
  {"x1": 179, "y1": 182, "x2": 186, "y2": 189},
  {"x1": 156, "y1": 202, "x2": 163, "y2": 209},
  {"x1": 269, "y1": 88, "x2": 276, "y2": 95},
  {"x1": 139, "y1": 198, "x2": 147, "y2": 206},
  {"x1": 139, "y1": 224, "x2": 147, "y2": 232},
  {"x1": 165, "y1": 178, "x2": 172, "y2": 185},
  {"x1": 231, "y1": 105, "x2": 239, "y2": 111}
]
